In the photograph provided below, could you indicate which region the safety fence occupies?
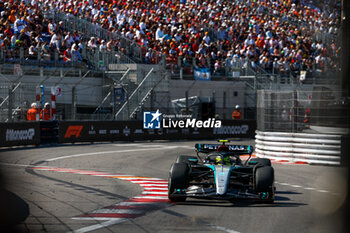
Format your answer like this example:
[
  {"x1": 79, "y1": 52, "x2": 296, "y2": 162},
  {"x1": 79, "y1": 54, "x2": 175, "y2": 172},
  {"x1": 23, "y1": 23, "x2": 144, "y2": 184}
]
[
  {"x1": 0, "y1": 45, "x2": 130, "y2": 71},
  {"x1": 255, "y1": 131, "x2": 342, "y2": 165},
  {"x1": 257, "y1": 89, "x2": 350, "y2": 133},
  {"x1": 0, "y1": 120, "x2": 256, "y2": 147}
]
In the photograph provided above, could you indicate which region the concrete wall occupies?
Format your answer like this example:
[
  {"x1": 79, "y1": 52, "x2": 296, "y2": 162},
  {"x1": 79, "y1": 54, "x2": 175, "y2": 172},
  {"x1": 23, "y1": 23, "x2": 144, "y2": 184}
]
[{"x1": 166, "y1": 80, "x2": 246, "y2": 119}]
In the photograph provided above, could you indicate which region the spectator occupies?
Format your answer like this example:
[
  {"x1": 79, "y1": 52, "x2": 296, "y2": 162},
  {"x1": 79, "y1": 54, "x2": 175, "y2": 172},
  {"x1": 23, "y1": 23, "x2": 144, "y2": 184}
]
[
  {"x1": 63, "y1": 47, "x2": 71, "y2": 62},
  {"x1": 87, "y1": 37, "x2": 97, "y2": 49},
  {"x1": 232, "y1": 105, "x2": 242, "y2": 120},
  {"x1": 99, "y1": 40, "x2": 106, "y2": 52},
  {"x1": 72, "y1": 43, "x2": 82, "y2": 62},
  {"x1": 27, "y1": 103, "x2": 39, "y2": 121},
  {"x1": 40, "y1": 102, "x2": 51, "y2": 121},
  {"x1": 41, "y1": 40, "x2": 51, "y2": 61},
  {"x1": 47, "y1": 18, "x2": 56, "y2": 35}
]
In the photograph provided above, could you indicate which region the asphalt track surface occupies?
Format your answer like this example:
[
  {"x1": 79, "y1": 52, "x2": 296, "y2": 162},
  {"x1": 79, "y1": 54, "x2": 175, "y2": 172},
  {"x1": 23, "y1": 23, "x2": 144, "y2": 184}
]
[{"x1": 0, "y1": 140, "x2": 348, "y2": 233}]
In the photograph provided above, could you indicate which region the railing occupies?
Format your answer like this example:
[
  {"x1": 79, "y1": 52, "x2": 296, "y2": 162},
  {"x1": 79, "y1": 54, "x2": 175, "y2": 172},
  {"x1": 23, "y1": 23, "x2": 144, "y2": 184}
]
[
  {"x1": 0, "y1": 46, "x2": 133, "y2": 72},
  {"x1": 115, "y1": 68, "x2": 168, "y2": 120},
  {"x1": 115, "y1": 68, "x2": 154, "y2": 120}
]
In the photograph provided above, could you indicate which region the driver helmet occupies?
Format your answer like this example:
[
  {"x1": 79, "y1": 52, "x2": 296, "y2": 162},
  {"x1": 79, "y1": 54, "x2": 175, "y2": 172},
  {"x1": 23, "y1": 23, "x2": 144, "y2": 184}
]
[
  {"x1": 216, "y1": 155, "x2": 231, "y2": 165},
  {"x1": 44, "y1": 102, "x2": 50, "y2": 108},
  {"x1": 235, "y1": 105, "x2": 240, "y2": 109},
  {"x1": 31, "y1": 103, "x2": 37, "y2": 108}
]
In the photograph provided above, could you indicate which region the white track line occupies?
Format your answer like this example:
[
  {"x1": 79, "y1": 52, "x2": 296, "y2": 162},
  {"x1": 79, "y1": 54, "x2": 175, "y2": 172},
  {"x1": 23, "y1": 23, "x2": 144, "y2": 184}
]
[
  {"x1": 143, "y1": 188, "x2": 168, "y2": 191},
  {"x1": 275, "y1": 181, "x2": 332, "y2": 194},
  {"x1": 142, "y1": 191, "x2": 168, "y2": 195},
  {"x1": 46, "y1": 146, "x2": 190, "y2": 162},
  {"x1": 209, "y1": 224, "x2": 241, "y2": 233},
  {"x1": 133, "y1": 196, "x2": 169, "y2": 200},
  {"x1": 139, "y1": 184, "x2": 168, "y2": 187},
  {"x1": 90, "y1": 209, "x2": 145, "y2": 214},
  {"x1": 68, "y1": 219, "x2": 129, "y2": 233}
]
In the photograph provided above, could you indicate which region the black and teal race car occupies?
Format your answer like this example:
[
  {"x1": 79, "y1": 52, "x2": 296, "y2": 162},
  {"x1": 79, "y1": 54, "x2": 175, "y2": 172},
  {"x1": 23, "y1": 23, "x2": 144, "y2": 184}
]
[{"x1": 168, "y1": 140, "x2": 275, "y2": 203}]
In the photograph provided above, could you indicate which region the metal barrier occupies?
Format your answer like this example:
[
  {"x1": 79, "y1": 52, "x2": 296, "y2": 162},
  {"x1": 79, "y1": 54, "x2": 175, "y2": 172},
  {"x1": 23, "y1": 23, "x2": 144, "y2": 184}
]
[{"x1": 255, "y1": 130, "x2": 341, "y2": 165}]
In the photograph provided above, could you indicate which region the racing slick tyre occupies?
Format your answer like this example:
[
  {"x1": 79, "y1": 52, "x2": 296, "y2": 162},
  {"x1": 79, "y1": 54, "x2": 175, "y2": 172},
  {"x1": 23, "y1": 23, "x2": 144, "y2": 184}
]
[
  {"x1": 254, "y1": 166, "x2": 274, "y2": 203},
  {"x1": 168, "y1": 162, "x2": 189, "y2": 202},
  {"x1": 249, "y1": 158, "x2": 271, "y2": 166},
  {"x1": 176, "y1": 155, "x2": 198, "y2": 165}
]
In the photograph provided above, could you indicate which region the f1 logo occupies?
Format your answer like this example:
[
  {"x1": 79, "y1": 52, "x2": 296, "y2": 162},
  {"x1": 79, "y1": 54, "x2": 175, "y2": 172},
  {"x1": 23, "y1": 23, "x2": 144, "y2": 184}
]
[
  {"x1": 143, "y1": 110, "x2": 162, "y2": 129},
  {"x1": 64, "y1": 126, "x2": 83, "y2": 138}
]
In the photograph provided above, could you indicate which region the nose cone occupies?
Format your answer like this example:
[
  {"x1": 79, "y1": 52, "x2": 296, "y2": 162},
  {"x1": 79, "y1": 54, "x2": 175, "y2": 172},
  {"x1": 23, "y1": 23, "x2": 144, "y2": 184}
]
[{"x1": 214, "y1": 165, "x2": 231, "y2": 195}]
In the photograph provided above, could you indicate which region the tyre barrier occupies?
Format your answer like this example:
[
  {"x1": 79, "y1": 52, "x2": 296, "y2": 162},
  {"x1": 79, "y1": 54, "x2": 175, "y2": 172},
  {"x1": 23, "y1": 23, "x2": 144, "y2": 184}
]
[{"x1": 255, "y1": 131, "x2": 342, "y2": 165}]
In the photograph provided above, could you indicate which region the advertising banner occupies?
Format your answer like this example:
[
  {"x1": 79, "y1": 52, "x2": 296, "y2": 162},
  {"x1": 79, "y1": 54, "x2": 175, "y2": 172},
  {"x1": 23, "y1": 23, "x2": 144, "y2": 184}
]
[
  {"x1": 0, "y1": 122, "x2": 40, "y2": 147},
  {"x1": 58, "y1": 120, "x2": 256, "y2": 143},
  {"x1": 194, "y1": 68, "x2": 211, "y2": 81}
]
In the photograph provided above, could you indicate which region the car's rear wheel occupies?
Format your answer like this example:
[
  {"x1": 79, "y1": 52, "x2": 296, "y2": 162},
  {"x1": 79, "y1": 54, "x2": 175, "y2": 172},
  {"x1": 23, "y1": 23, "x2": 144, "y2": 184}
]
[
  {"x1": 255, "y1": 166, "x2": 274, "y2": 203},
  {"x1": 168, "y1": 162, "x2": 189, "y2": 202},
  {"x1": 249, "y1": 158, "x2": 271, "y2": 166},
  {"x1": 176, "y1": 155, "x2": 198, "y2": 164}
]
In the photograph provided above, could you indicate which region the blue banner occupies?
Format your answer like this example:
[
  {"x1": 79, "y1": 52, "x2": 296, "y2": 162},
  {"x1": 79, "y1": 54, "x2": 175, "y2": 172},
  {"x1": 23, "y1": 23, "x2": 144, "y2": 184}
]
[{"x1": 194, "y1": 68, "x2": 211, "y2": 81}]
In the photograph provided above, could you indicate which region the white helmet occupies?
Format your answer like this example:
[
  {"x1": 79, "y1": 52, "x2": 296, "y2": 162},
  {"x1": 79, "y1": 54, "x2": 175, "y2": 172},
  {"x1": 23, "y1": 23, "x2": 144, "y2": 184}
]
[
  {"x1": 31, "y1": 103, "x2": 37, "y2": 108},
  {"x1": 44, "y1": 102, "x2": 50, "y2": 108},
  {"x1": 235, "y1": 105, "x2": 240, "y2": 109}
]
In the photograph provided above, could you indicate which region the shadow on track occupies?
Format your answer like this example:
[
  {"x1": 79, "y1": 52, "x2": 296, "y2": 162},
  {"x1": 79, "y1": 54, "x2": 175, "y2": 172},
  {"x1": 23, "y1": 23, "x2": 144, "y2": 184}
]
[
  {"x1": 0, "y1": 170, "x2": 30, "y2": 233},
  {"x1": 275, "y1": 190, "x2": 303, "y2": 195},
  {"x1": 173, "y1": 195, "x2": 307, "y2": 208}
]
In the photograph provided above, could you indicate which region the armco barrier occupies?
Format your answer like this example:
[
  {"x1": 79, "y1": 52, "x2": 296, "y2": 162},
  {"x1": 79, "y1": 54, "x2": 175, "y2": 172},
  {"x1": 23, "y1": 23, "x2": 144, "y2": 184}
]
[
  {"x1": 255, "y1": 131, "x2": 341, "y2": 165},
  {"x1": 59, "y1": 120, "x2": 256, "y2": 143},
  {"x1": 0, "y1": 122, "x2": 40, "y2": 147}
]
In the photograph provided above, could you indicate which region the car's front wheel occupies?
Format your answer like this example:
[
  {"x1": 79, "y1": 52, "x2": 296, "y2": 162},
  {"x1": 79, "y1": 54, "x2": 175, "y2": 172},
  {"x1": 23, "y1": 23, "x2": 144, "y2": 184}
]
[
  {"x1": 168, "y1": 162, "x2": 189, "y2": 202},
  {"x1": 254, "y1": 166, "x2": 275, "y2": 203}
]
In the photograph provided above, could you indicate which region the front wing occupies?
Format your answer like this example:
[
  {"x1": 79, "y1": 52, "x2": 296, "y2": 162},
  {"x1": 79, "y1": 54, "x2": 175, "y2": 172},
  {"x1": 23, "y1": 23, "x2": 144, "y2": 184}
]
[{"x1": 171, "y1": 186, "x2": 262, "y2": 200}]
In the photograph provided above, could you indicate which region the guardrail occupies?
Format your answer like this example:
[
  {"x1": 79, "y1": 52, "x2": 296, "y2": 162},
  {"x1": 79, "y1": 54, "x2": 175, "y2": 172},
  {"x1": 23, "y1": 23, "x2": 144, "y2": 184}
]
[{"x1": 255, "y1": 130, "x2": 342, "y2": 165}]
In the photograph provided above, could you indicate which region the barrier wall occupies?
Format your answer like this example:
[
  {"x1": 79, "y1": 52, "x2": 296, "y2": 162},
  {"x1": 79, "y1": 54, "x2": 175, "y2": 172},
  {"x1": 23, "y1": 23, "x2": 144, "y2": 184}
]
[
  {"x1": 0, "y1": 120, "x2": 256, "y2": 147},
  {"x1": 255, "y1": 130, "x2": 342, "y2": 165},
  {"x1": 58, "y1": 120, "x2": 256, "y2": 143},
  {"x1": 0, "y1": 122, "x2": 40, "y2": 147}
]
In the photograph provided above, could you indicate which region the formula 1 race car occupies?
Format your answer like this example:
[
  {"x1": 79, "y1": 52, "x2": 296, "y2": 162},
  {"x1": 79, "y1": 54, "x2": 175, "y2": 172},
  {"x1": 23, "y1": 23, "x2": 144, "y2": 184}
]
[{"x1": 168, "y1": 140, "x2": 274, "y2": 203}]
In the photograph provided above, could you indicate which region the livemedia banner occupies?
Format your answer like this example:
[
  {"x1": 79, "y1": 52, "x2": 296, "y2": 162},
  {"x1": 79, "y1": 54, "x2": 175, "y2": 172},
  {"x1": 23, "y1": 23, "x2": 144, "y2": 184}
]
[
  {"x1": 0, "y1": 122, "x2": 40, "y2": 147},
  {"x1": 58, "y1": 120, "x2": 256, "y2": 143}
]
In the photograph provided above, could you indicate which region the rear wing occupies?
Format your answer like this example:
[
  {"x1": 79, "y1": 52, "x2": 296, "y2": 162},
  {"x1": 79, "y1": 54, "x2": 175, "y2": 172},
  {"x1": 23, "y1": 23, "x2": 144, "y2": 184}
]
[{"x1": 195, "y1": 144, "x2": 254, "y2": 155}]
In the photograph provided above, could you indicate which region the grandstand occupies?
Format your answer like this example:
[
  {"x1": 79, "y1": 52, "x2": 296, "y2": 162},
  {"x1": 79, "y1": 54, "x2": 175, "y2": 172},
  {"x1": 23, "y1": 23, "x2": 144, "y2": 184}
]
[{"x1": 0, "y1": 0, "x2": 346, "y2": 132}]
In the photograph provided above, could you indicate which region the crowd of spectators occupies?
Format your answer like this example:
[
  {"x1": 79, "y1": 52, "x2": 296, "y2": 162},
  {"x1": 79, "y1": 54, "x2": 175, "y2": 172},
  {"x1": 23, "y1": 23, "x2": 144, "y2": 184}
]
[
  {"x1": 0, "y1": 0, "x2": 86, "y2": 64},
  {"x1": 0, "y1": 0, "x2": 342, "y2": 78}
]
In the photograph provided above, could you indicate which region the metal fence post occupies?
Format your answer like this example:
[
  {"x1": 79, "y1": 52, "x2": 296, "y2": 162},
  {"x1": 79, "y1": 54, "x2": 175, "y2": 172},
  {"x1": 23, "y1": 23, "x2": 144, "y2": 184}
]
[
  {"x1": 185, "y1": 91, "x2": 189, "y2": 115},
  {"x1": 72, "y1": 86, "x2": 76, "y2": 120},
  {"x1": 20, "y1": 48, "x2": 24, "y2": 64},
  {"x1": 223, "y1": 91, "x2": 226, "y2": 119},
  {"x1": 8, "y1": 84, "x2": 14, "y2": 122}
]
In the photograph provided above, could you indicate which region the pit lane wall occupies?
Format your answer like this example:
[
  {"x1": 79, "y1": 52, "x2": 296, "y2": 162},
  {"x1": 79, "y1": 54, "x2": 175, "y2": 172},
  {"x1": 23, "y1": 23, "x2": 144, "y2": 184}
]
[
  {"x1": 0, "y1": 120, "x2": 256, "y2": 147},
  {"x1": 255, "y1": 131, "x2": 343, "y2": 165}
]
